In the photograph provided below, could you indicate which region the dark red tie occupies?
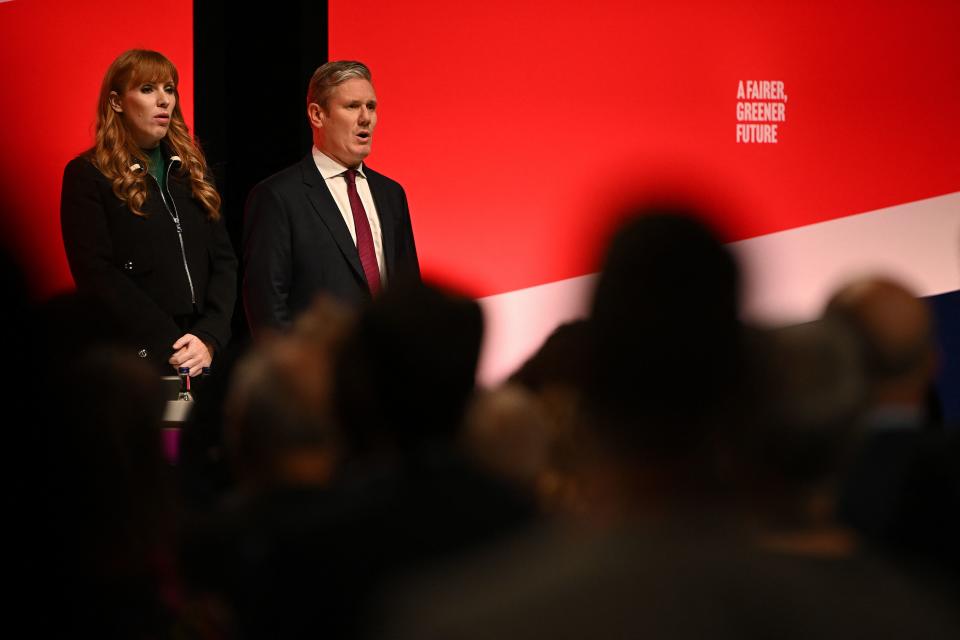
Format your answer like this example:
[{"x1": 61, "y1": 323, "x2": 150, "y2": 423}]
[{"x1": 344, "y1": 168, "x2": 381, "y2": 295}]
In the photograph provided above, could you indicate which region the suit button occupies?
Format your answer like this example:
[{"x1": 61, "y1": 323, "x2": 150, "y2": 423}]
[
  {"x1": 123, "y1": 261, "x2": 134, "y2": 271},
  {"x1": 138, "y1": 349, "x2": 148, "y2": 358}
]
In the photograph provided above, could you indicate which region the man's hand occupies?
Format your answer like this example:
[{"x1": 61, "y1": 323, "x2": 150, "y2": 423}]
[{"x1": 169, "y1": 333, "x2": 213, "y2": 377}]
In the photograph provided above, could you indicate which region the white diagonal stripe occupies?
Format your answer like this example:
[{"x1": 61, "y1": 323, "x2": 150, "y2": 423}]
[{"x1": 477, "y1": 191, "x2": 960, "y2": 385}]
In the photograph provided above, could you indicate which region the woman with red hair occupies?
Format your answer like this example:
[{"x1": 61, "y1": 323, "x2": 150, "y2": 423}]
[{"x1": 61, "y1": 49, "x2": 236, "y2": 376}]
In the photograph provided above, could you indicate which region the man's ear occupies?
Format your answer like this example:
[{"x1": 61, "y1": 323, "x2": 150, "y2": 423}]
[
  {"x1": 307, "y1": 102, "x2": 325, "y2": 129},
  {"x1": 109, "y1": 91, "x2": 123, "y2": 113}
]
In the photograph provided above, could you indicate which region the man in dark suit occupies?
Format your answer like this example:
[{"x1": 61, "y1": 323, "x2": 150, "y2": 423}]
[{"x1": 243, "y1": 60, "x2": 420, "y2": 337}]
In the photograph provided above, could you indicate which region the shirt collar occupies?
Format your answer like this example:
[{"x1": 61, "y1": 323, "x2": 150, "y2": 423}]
[
  {"x1": 312, "y1": 146, "x2": 366, "y2": 180},
  {"x1": 128, "y1": 141, "x2": 180, "y2": 173}
]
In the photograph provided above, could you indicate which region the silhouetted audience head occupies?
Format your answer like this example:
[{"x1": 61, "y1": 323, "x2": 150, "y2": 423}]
[
  {"x1": 510, "y1": 319, "x2": 593, "y2": 393},
  {"x1": 507, "y1": 320, "x2": 596, "y2": 513},
  {"x1": 739, "y1": 319, "x2": 867, "y2": 509},
  {"x1": 825, "y1": 276, "x2": 936, "y2": 409},
  {"x1": 826, "y1": 280, "x2": 958, "y2": 578},
  {"x1": 29, "y1": 289, "x2": 169, "y2": 551},
  {"x1": 335, "y1": 282, "x2": 484, "y2": 455},
  {"x1": 464, "y1": 384, "x2": 552, "y2": 489},
  {"x1": 587, "y1": 207, "x2": 744, "y2": 457},
  {"x1": 32, "y1": 346, "x2": 174, "y2": 637},
  {"x1": 225, "y1": 297, "x2": 353, "y2": 490},
  {"x1": 51, "y1": 347, "x2": 169, "y2": 539}
]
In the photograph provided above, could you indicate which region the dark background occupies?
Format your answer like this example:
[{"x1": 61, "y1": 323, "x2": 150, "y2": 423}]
[{"x1": 194, "y1": 0, "x2": 329, "y2": 343}]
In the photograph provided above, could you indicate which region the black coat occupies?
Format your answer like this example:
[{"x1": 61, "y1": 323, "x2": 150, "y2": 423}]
[
  {"x1": 242, "y1": 154, "x2": 420, "y2": 337},
  {"x1": 60, "y1": 150, "x2": 237, "y2": 371}
]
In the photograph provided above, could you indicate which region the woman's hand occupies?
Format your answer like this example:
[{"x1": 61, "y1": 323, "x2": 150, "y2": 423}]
[{"x1": 169, "y1": 333, "x2": 212, "y2": 377}]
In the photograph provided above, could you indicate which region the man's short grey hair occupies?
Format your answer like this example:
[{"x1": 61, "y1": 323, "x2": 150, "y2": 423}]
[{"x1": 307, "y1": 60, "x2": 372, "y2": 110}]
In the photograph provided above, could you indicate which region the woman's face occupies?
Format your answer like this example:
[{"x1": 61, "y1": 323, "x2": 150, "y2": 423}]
[{"x1": 111, "y1": 78, "x2": 177, "y2": 149}]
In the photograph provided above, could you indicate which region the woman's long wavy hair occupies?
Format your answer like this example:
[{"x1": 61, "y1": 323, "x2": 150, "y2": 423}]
[{"x1": 90, "y1": 49, "x2": 221, "y2": 220}]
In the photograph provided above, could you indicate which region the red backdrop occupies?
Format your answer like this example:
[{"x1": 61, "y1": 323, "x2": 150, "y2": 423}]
[
  {"x1": 1, "y1": 1, "x2": 957, "y2": 306},
  {"x1": 330, "y1": 0, "x2": 960, "y2": 298},
  {"x1": 0, "y1": 0, "x2": 193, "y2": 297}
]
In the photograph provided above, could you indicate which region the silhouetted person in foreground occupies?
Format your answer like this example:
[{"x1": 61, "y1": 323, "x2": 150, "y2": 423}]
[
  {"x1": 374, "y1": 208, "x2": 960, "y2": 639},
  {"x1": 827, "y1": 276, "x2": 960, "y2": 581},
  {"x1": 335, "y1": 283, "x2": 537, "y2": 635},
  {"x1": 183, "y1": 284, "x2": 534, "y2": 639},
  {"x1": 587, "y1": 209, "x2": 748, "y2": 458},
  {"x1": 180, "y1": 297, "x2": 356, "y2": 638},
  {"x1": 21, "y1": 342, "x2": 176, "y2": 638}
]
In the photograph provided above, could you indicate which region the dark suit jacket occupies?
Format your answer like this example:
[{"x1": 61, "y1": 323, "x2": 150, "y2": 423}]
[
  {"x1": 60, "y1": 151, "x2": 237, "y2": 371},
  {"x1": 242, "y1": 154, "x2": 420, "y2": 336}
]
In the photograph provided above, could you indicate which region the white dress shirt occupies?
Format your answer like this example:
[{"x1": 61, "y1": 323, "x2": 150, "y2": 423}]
[{"x1": 312, "y1": 147, "x2": 387, "y2": 284}]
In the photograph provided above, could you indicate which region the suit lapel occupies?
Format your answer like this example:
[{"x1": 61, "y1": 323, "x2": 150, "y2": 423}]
[
  {"x1": 299, "y1": 155, "x2": 366, "y2": 282},
  {"x1": 366, "y1": 168, "x2": 397, "y2": 276}
]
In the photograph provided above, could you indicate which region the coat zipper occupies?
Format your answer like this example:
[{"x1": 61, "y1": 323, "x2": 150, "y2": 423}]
[{"x1": 149, "y1": 162, "x2": 197, "y2": 305}]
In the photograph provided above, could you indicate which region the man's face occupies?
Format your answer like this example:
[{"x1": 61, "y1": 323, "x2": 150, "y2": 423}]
[{"x1": 313, "y1": 78, "x2": 378, "y2": 168}]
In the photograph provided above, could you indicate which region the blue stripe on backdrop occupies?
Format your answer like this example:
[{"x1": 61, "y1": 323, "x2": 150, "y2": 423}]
[{"x1": 930, "y1": 288, "x2": 960, "y2": 425}]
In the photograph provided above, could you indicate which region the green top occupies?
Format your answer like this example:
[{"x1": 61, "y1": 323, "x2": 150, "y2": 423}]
[
  {"x1": 145, "y1": 145, "x2": 166, "y2": 187},
  {"x1": 144, "y1": 145, "x2": 177, "y2": 212}
]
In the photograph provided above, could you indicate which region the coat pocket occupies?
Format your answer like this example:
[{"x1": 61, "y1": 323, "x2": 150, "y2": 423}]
[{"x1": 115, "y1": 243, "x2": 155, "y2": 277}]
